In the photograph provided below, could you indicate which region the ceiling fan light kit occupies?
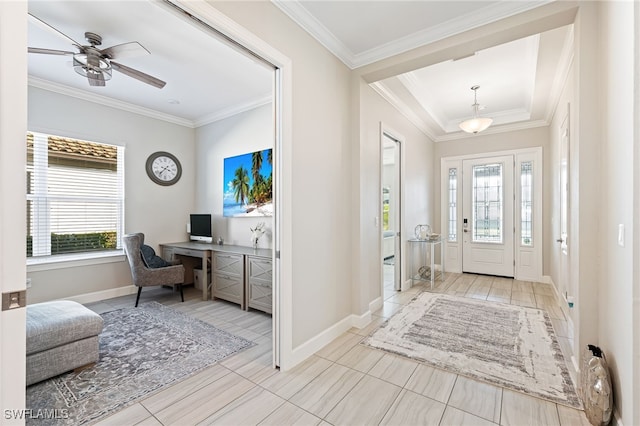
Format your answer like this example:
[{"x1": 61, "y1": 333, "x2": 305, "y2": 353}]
[{"x1": 459, "y1": 85, "x2": 493, "y2": 134}]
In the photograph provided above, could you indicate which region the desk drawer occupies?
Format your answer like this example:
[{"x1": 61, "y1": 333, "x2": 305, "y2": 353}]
[
  {"x1": 174, "y1": 248, "x2": 206, "y2": 258},
  {"x1": 213, "y1": 253, "x2": 243, "y2": 276},
  {"x1": 213, "y1": 272, "x2": 243, "y2": 307},
  {"x1": 246, "y1": 256, "x2": 272, "y2": 314}
]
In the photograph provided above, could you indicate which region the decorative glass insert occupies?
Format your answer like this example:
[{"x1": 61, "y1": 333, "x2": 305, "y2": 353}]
[
  {"x1": 448, "y1": 168, "x2": 457, "y2": 241},
  {"x1": 520, "y1": 161, "x2": 533, "y2": 246},
  {"x1": 472, "y1": 163, "x2": 503, "y2": 243}
]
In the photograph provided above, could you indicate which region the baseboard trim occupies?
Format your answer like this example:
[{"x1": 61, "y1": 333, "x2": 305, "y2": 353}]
[
  {"x1": 287, "y1": 314, "x2": 356, "y2": 368},
  {"x1": 369, "y1": 297, "x2": 383, "y2": 314},
  {"x1": 62, "y1": 285, "x2": 137, "y2": 305}
]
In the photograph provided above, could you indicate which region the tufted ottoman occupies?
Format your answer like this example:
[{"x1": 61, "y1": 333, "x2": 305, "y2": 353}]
[{"x1": 26, "y1": 300, "x2": 104, "y2": 386}]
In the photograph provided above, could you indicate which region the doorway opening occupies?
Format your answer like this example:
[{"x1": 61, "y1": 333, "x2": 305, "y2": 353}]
[{"x1": 381, "y1": 130, "x2": 403, "y2": 294}]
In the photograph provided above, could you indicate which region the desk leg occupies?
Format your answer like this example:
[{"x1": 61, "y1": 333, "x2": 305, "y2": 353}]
[
  {"x1": 202, "y1": 253, "x2": 208, "y2": 301},
  {"x1": 440, "y1": 242, "x2": 445, "y2": 283}
]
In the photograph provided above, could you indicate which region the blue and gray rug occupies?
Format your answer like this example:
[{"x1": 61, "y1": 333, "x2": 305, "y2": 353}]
[{"x1": 26, "y1": 301, "x2": 255, "y2": 425}]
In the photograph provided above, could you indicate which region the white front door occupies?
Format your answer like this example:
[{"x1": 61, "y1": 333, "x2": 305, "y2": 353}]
[{"x1": 462, "y1": 155, "x2": 514, "y2": 277}]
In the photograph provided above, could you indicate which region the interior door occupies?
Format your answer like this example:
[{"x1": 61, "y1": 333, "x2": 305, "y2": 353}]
[
  {"x1": 382, "y1": 133, "x2": 401, "y2": 291},
  {"x1": 462, "y1": 155, "x2": 514, "y2": 277},
  {"x1": 557, "y1": 110, "x2": 571, "y2": 300}
]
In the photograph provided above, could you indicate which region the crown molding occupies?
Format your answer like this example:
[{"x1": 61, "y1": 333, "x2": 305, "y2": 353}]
[
  {"x1": 28, "y1": 76, "x2": 195, "y2": 128},
  {"x1": 194, "y1": 95, "x2": 272, "y2": 127},
  {"x1": 271, "y1": 0, "x2": 356, "y2": 68},
  {"x1": 434, "y1": 119, "x2": 549, "y2": 142},
  {"x1": 29, "y1": 76, "x2": 272, "y2": 129},
  {"x1": 370, "y1": 81, "x2": 436, "y2": 142},
  {"x1": 544, "y1": 26, "x2": 574, "y2": 123},
  {"x1": 272, "y1": 0, "x2": 553, "y2": 69}
]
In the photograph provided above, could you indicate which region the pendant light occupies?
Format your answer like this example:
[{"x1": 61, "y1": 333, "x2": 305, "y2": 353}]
[{"x1": 459, "y1": 85, "x2": 493, "y2": 134}]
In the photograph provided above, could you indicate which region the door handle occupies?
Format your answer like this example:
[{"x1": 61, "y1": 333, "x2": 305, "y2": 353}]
[
  {"x1": 463, "y1": 229, "x2": 469, "y2": 233},
  {"x1": 556, "y1": 238, "x2": 564, "y2": 243}
]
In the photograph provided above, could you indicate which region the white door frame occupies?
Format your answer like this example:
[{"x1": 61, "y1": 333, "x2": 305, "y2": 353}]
[
  {"x1": 380, "y1": 124, "x2": 405, "y2": 293},
  {"x1": 441, "y1": 147, "x2": 543, "y2": 281}
]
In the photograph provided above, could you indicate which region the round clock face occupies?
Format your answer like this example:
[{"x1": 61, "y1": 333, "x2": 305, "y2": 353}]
[{"x1": 145, "y1": 151, "x2": 182, "y2": 186}]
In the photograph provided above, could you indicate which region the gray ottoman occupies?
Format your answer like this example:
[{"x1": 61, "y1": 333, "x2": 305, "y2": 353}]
[{"x1": 26, "y1": 300, "x2": 104, "y2": 386}]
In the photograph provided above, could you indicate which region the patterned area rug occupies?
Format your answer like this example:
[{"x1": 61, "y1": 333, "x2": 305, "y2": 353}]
[
  {"x1": 26, "y1": 301, "x2": 255, "y2": 425},
  {"x1": 363, "y1": 293, "x2": 581, "y2": 408}
]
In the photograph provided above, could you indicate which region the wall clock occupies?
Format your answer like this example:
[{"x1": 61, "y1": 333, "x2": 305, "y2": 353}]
[{"x1": 145, "y1": 151, "x2": 182, "y2": 186}]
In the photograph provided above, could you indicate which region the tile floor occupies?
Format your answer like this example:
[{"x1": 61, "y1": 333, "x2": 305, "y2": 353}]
[{"x1": 87, "y1": 272, "x2": 588, "y2": 426}]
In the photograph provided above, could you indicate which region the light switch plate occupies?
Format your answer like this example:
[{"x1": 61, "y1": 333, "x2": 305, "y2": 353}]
[{"x1": 618, "y1": 224, "x2": 625, "y2": 247}]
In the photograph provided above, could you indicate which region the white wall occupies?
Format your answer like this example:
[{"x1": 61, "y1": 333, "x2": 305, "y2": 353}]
[
  {"x1": 195, "y1": 104, "x2": 274, "y2": 248},
  {"x1": 598, "y1": 1, "x2": 636, "y2": 422},
  {"x1": 27, "y1": 87, "x2": 196, "y2": 303}
]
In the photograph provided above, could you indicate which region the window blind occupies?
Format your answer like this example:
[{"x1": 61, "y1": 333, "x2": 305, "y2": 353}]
[{"x1": 26, "y1": 132, "x2": 124, "y2": 258}]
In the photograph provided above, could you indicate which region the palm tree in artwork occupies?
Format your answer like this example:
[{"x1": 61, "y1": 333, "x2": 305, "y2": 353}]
[
  {"x1": 267, "y1": 148, "x2": 273, "y2": 166},
  {"x1": 232, "y1": 166, "x2": 250, "y2": 206},
  {"x1": 251, "y1": 151, "x2": 263, "y2": 184}
]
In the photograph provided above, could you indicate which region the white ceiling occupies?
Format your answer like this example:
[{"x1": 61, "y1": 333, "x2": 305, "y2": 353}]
[
  {"x1": 274, "y1": 0, "x2": 573, "y2": 141},
  {"x1": 27, "y1": 1, "x2": 273, "y2": 128},
  {"x1": 28, "y1": 1, "x2": 572, "y2": 140}
]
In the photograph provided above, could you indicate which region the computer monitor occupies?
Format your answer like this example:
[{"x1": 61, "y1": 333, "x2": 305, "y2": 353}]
[{"x1": 189, "y1": 214, "x2": 212, "y2": 243}]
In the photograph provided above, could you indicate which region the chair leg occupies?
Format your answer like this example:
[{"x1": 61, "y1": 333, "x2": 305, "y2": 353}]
[
  {"x1": 135, "y1": 287, "x2": 142, "y2": 307},
  {"x1": 179, "y1": 284, "x2": 184, "y2": 302}
]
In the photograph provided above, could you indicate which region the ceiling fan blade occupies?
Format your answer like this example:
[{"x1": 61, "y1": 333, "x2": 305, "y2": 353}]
[
  {"x1": 111, "y1": 61, "x2": 166, "y2": 89},
  {"x1": 28, "y1": 13, "x2": 81, "y2": 48},
  {"x1": 28, "y1": 47, "x2": 74, "y2": 56},
  {"x1": 100, "y1": 42, "x2": 150, "y2": 60}
]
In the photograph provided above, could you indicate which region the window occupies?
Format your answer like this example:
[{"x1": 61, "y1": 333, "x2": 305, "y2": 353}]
[
  {"x1": 448, "y1": 168, "x2": 457, "y2": 242},
  {"x1": 520, "y1": 161, "x2": 533, "y2": 246},
  {"x1": 472, "y1": 163, "x2": 503, "y2": 243},
  {"x1": 26, "y1": 132, "x2": 124, "y2": 260}
]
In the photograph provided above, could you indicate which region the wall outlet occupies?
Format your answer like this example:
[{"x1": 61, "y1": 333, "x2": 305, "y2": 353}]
[{"x1": 618, "y1": 224, "x2": 624, "y2": 247}]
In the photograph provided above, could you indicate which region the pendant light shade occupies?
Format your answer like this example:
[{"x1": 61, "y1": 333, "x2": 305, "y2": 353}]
[{"x1": 459, "y1": 85, "x2": 493, "y2": 134}]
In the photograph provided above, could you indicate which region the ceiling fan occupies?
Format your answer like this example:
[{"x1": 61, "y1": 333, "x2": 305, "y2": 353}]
[{"x1": 28, "y1": 13, "x2": 166, "y2": 88}]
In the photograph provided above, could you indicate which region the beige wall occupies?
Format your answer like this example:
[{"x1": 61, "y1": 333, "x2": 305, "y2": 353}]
[
  {"x1": 356, "y1": 81, "x2": 433, "y2": 310},
  {"x1": 27, "y1": 87, "x2": 196, "y2": 303},
  {"x1": 597, "y1": 1, "x2": 636, "y2": 422},
  {"x1": 210, "y1": 1, "x2": 354, "y2": 347}
]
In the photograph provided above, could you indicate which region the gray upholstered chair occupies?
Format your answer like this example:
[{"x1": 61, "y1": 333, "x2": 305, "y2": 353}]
[{"x1": 122, "y1": 233, "x2": 185, "y2": 307}]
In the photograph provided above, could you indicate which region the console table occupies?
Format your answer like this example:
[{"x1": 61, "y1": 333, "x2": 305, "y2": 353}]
[
  {"x1": 407, "y1": 237, "x2": 444, "y2": 289},
  {"x1": 160, "y1": 242, "x2": 272, "y2": 310}
]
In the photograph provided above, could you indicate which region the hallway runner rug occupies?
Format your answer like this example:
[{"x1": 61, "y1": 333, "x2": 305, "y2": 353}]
[
  {"x1": 363, "y1": 292, "x2": 582, "y2": 408},
  {"x1": 26, "y1": 301, "x2": 255, "y2": 425}
]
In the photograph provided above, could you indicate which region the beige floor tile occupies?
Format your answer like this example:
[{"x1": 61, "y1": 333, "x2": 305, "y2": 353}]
[
  {"x1": 141, "y1": 364, "x2": 231, "y2": 414},
  {"x1": 153, "y1": 371, "x2": 255, "y2": 425},
  {"x1": 532, "y1": 283, "x2": 555, "y2": 296},
  {"x1": 405, "y1": 364, "x2": 457, "y2": 403},
  {"x1": 551, "y1": 318, "x2": 572, "y2": 339},
  {"x1": 440, "y1": 406, "x2": 498, "y2": 426},
  {"x1": 488, "y1": 287, "x2": 512, "y2": 299},
  {"x1": 315, "y1": 331, "x2": 363, "y2": 361},
  {"x1": 511, "y1": 291, "x2": 536, "y2": 305},
  {"x1": 220, "y1": 337, "x2": 272, "y2": 371},
  {"x1": 288, "y1": 363, "x2": 364, "y2": 418},
  {"x1": 335, "y1": 343, "x2": 385, "y2": 373},
  {"x1": 511, "y1": 298, "x2": 538, "y2": 308},
  {"x1": 199, "y1": 386, "x2": 285, "y2": 425},
  {"x1": 373, "y1": 301, "x2": 403, "y2": 319},
  {"x1": 379, "y1": 389, "x2": 445, "y2": 426},
  {"x1": 447, "y1": 375, "x2": 502, "y2": 423},
  {"x1": 258, "y1": 401, "x2": 322, "y2": 426},
  {"x1": 491, "y1": 279, "x2": 513, "y2": 291},
  {"x1": 325, "y1": 375, "x2": 402, "y2": 426},
  {"x1": 557, "y1": 405, "x2": 591, "y2": 426},
  {"x1": 94, "y1": 403, "x2": 152, "y2": 426},
  {"x1": 135, "y1": 416, "x2": 163, "y2": 426},
  {"x1": 368, "y1": 353, "x2": 419, "y2": 388},
  {"x1": 513, "y1": 281, "x2": 534, "y2": 294},
  {"x1": 387, "y1": 291, "x2": 418, "y2": 305},
  {"x1": 234, "y1": 350, "x2": 279, "y2": 383},
  {"x1": 258, "y1": 355, "x2": 332, "y2": 399},
  {"x1": 500, "y1": 389, "x2": 560, "y2": 426},
  {"x1": 536, "y1": 295, "x2": 566, "y2": 319}
]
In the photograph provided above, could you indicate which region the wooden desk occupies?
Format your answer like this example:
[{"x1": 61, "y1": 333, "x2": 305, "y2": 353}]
[{"x1": 160, "y1": 241, "x2": 272, "y2": 302}]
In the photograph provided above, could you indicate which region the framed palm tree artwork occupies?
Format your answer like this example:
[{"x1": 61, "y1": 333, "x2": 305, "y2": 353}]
[{"x1": 223, "y1": 148, "x2": 273, "y2": 217}]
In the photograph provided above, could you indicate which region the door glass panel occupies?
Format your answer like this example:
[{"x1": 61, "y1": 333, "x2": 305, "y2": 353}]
[
  {"x1": 448, "y1": 168, "x2": 457, "y2": 242},
  {"x1": 520, "y1": 161, "x2": 533, "y2": 246},
  {"x1": 472, "y1": 163, "x2": 503, "y2": 243}
]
